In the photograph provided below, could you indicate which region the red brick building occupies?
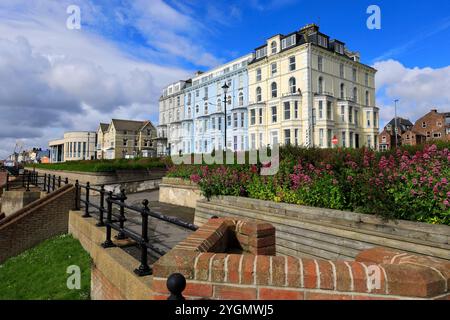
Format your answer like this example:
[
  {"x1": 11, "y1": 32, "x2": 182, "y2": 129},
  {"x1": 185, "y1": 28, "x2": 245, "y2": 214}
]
[
  {"x1": 412, "y1": 109, "x2": 450, "y2": 142},
  {"x1": 379, "y1": 109, "x2": 450, "y2": 150},
  {"x1": 401, "y1": 130, "x2": 426, "y2": 146},
  {"x1": 378, "y1": 117, "x2": 413, "y2": 151}
]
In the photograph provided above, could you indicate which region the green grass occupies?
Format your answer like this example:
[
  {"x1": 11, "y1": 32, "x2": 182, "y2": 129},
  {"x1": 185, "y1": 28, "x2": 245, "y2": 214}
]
[
  {"x1": 0, "y1": 234, "x2": 91, "y2": 300},
  {"x1": 26, "y1": 157, "x2": 170, "y2": 173}
]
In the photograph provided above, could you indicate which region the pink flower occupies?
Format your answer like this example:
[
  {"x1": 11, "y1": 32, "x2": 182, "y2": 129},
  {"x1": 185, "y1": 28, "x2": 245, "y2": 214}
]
[
  {"x1": 444, "y1": 200, "x2": 449, "y2": 207},
  {"x1": 190, "y1": 174, "x2": 201, "y2": 184}
]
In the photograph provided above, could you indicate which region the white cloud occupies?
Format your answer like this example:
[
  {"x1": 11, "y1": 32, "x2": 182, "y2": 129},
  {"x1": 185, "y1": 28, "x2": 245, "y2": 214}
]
[
  {"x1": 0, "y1": 0, "x2": 193, "y2": 159},
  {"x1": 374, "y1": 60, "x2": 450, "y2": 126}
]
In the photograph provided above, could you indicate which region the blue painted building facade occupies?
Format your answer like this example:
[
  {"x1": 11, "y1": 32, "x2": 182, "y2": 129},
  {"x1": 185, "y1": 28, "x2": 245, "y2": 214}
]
[{"x1": 180, "y1": 54, "x2": 254, "y2": 154}]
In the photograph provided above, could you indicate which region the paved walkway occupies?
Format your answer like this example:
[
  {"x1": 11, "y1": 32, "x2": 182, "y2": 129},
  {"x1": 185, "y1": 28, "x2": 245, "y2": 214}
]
[{"x1": 87, "y1": 189, "x2": 195, "y2": 264}]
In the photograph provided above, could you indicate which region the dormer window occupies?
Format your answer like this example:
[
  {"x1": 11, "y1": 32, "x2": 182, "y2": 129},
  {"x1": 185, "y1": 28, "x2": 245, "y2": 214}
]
[
  {"x1": 281, "y1": 34, "x2": 296, "y2": 49},
  {"x1": 318, "y1": 35, "x2": 328, "y2": 48},
  {"x1": 255, "y1": 46, "x2": 267, "y2": 59},
  {"x1": 335, "y1": 42, "x2": 344, "y2": 54},
  {"x1": 271, "y1": 41, "x2": 277, "y2": 54}
]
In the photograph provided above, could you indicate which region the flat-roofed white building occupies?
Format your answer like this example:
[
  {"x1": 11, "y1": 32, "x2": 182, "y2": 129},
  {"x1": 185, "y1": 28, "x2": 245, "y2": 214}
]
[{"x1": 49, "y1": 131, "x2": 97, "y2": 163}]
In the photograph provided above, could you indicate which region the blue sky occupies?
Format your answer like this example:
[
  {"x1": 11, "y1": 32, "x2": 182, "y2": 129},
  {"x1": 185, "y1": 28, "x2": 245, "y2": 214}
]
[
  {"x1": 83, "y1": 0, "x2": 450, "y2": 70},
  {"x1": 0, "y1": 0, "x2": 449, "y2": 157}
]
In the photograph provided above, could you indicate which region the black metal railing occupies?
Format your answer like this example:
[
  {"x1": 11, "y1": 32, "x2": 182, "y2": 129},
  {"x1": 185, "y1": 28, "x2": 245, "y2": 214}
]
[
  {"x1": 73, "y1": 177, "x2": 198, "y2": 278},
  {"x1": 5, "y1": 168, "x2": 197, "y2": 299}
]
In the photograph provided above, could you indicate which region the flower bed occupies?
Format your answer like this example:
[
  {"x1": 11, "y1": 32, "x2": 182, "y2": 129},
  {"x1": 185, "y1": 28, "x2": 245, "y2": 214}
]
[{"x1": 167, "y1": 143, "x2": 450, "y2": 225}]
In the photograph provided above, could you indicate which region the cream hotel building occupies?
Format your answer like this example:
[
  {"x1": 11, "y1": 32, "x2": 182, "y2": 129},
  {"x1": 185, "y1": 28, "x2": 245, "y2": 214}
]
[{"x1": 158, "y1": 24, "x2": 379, "y2": 152}]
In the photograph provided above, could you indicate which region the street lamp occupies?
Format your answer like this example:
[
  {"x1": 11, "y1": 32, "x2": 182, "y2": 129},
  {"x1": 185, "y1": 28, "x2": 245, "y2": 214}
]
[
  {"x1": 222, "y1": 82, "x2": 229, "y2": 151},
  {"x1": 394, "y1": 99, "x2": 399, "y2": 148}
]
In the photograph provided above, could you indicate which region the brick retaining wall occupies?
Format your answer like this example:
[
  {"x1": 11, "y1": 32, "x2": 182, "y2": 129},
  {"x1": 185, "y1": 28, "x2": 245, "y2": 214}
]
[
  {"x1": 68, "y1": 209, "x2": 450, "y2": 300},
  {"x1": 153, "y1": 218, "x2": 450, "y2": 300},
  {"x1": 0, "y1": 184, "x2": 76, "y2": 263}
]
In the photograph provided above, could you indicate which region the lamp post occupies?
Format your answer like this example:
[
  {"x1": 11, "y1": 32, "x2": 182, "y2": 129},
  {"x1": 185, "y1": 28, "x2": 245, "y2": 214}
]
[
  {"x1": 222, "y1": 82, "x2": 229, "y2": 151},
  {"x1": 87, "y1": 132, "x2": 90, "y2": 160},
  {"x1": 394, "y1": 99, "x2": 399, "y2": 148}
]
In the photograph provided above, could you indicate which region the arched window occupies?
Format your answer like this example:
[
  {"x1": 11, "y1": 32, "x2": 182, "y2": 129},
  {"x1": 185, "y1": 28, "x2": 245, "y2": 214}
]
[
  {"x1": 238, "y1": 92, "x2": 244, "y2": 106},
  {"x1": 289, "y1": 77, "x2": 296, "y2": 94},
  {"x1": 353, "y1": 87, "x2": 358, "y2": 103},
  {"x1": 271, "y1": 41, "x2": 277, "y2": 54},
  {"x1": 340, "y1": 83, "x2": 345, "y2": 99},
  {"x1": 217, "y1": 98, "x2": 222, "y2": 112},
  {"x1": 318, "y1": 77, "x2": 323, "y2": 94},
  {"x1": 204, "y1": 102, "x2": 208, "y2": 114},
  {"x1": 271, "y1": 82, "x2": 278, "y2": 98},
  {"x1": 365, "y1": 91, "x2": 369, "y2": 106},
  {"x1": 256, "y1": 87, "x2": 262, "y2": 102}
]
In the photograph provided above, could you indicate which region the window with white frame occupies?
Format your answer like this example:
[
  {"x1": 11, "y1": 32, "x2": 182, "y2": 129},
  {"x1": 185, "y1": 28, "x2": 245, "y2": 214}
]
[
  {"x1": 256, "y1": 87, "x2": 262, "y2": 102},
  {"x1": 256, "y1": 68, "x2": 262, "y2": 82},
  {"x1": 239, "y1": 92, "x2": 244, "y2": 106},
  {"x1": 271, "y1": 106, "x2": 277, "y2": 123},
  {"x1": 341, "y1": 105, "x2": 345, "y2": 122},
  {"x1": 284, "y1": 102, "x2": 290, "y2": 120},
  {"x1": 284, "y1": 129, "x2": 291, "y2": 145},
  {"x1": 318, "y1": 77, "x2": 324, "y2": 94},
  {"x1": 217, "y1": 98, "x2": 221, "y2": 112},
  {"x1": 259, "y1": 108, "x2": 263, "y2": 124},
  {"x1": 256, "y1": 47, "x2": 267, "y2": 59},
  {"x1": 340, "y1": 83, "x2": 345, "y2": 99},
  {"x1": 294, "y1": 101, "x2": 299, "y2": 118},
  {"x1": 365, "y1": 91, "x2": 369, "y2": 106},
  {"x1": 319, "y1": 129, "x2": 324, "y2": 147},
  {"x1": 271, "y1": 82, "x2": 278, "y2": 98},
  {"x1": 352, "y1": 68, "x2": 357, "y2": 82},
  {"x1": 289, "y1": 56, "x2": 296, "y2": 71},
  {"x1": 319, "y1": 101, "x2": 323, "y2": 119},
  {"x1": 318, "y1": 56, "x2": 323, "y2": 71},
  {"x1": 327, "y1": 101, "x2": 332, "y2": 120},
  {"x1": 204, "y1": 103, "x2": 208, "y2": 115},
  {"x1": 250, "y1": 109, "x2": 256, "y2": 125},
  {"x1": 353, "y1": 87, "x2": 358, "y2": 103},
  {"x1": 340, "y1": 64, "x2": 345, "y2": 78},
  {"x1": 281, "y1": 34, "x2": 296, "y2": 49},
  {"x1": 271, "y1": 41, "x2": 277, "y2": 54},
  {"x1": 318, "y1": 35, "x2": 328, "y2": 48},
  {"x1": 289, "y1": 77, "x2": 296, "y2": 94},
  {"x1": 271, "y1": 63, "x2": 277, "y2": 76}
]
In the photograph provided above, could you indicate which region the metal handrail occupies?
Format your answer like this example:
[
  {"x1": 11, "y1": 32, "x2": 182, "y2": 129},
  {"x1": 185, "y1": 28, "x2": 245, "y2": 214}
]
[{"x1": 12, "y1": 169, "x2": 198, "y2": 278}]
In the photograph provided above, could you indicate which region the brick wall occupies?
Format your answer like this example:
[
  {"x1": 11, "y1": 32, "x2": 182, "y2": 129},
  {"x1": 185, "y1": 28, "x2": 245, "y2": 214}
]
[
  {"x1": 91, "y1": 266, "x2": 126, "y2": 300},
  {"x1": 153, "y1": 218, "x2": 450, "y2": 300},
  {"x1": 412, "y1": 109, "x2": 449, "y2": 142},
  {"x1": 0, "y1": 184, "x2": 76, "y2": 263}
]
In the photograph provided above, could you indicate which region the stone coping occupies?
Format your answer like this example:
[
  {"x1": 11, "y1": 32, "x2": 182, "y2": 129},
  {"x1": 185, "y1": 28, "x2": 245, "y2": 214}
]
[{"x1": 153, "y1": 218, "x2": 450, "y2": 300}]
